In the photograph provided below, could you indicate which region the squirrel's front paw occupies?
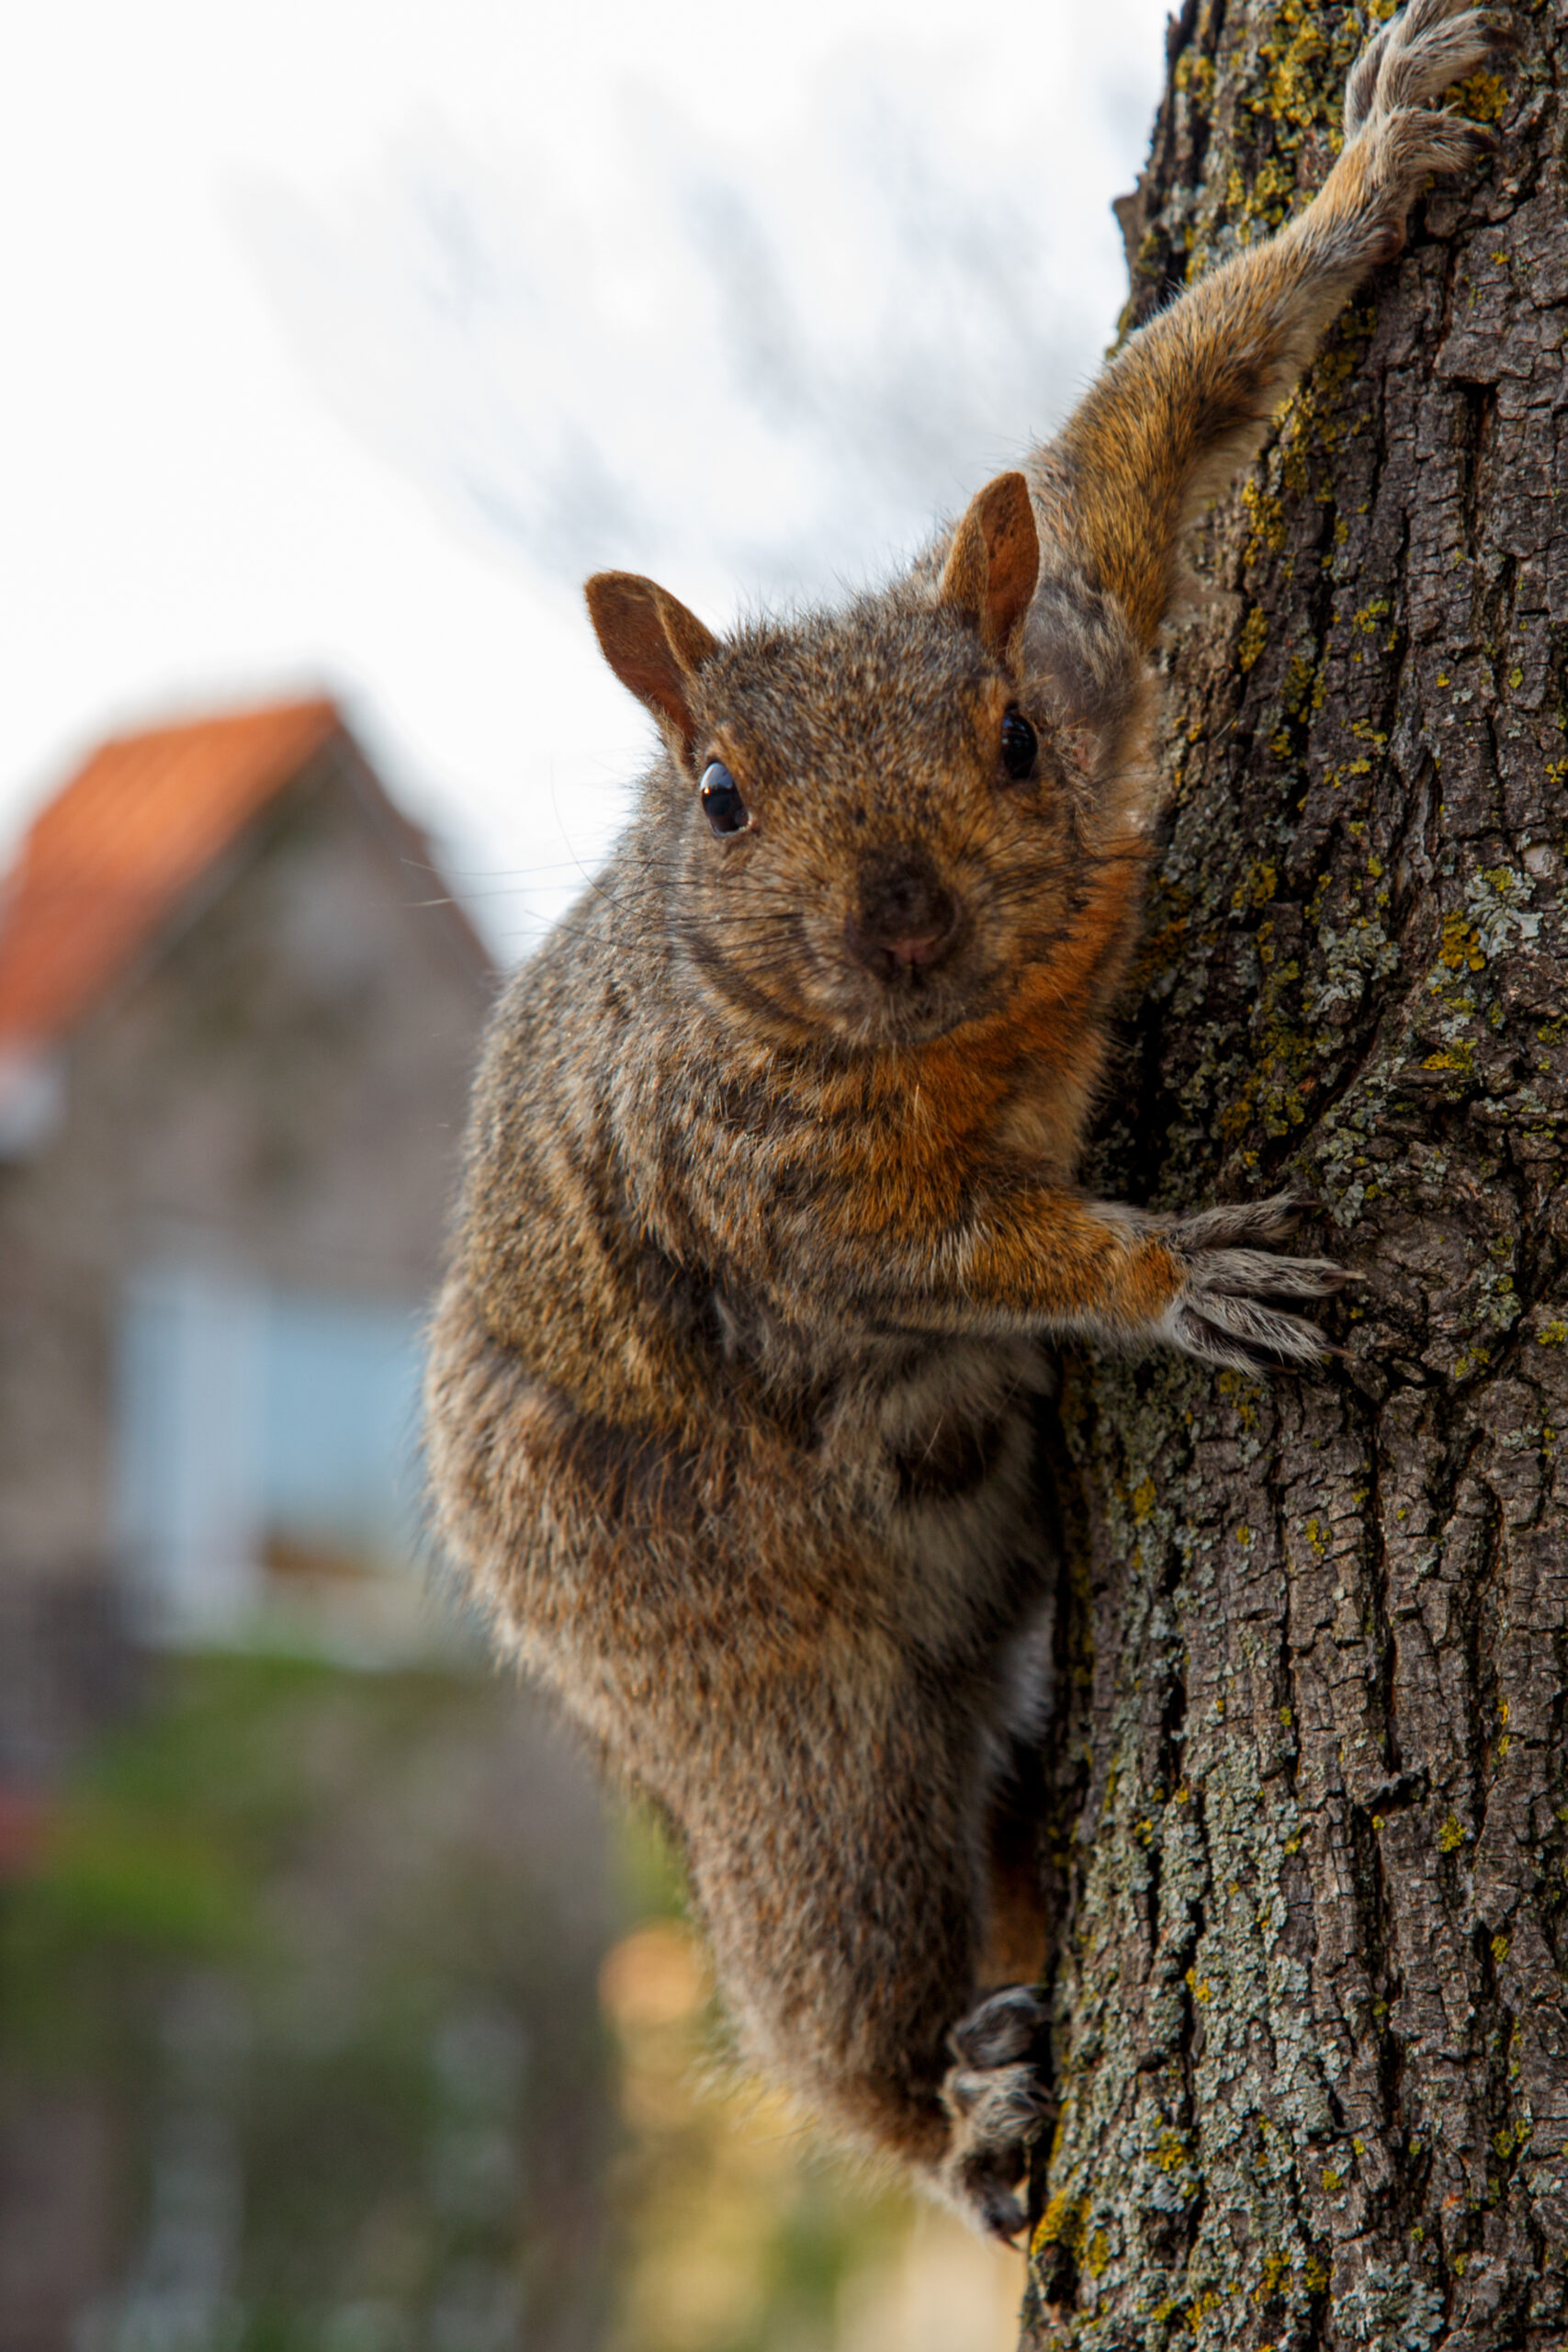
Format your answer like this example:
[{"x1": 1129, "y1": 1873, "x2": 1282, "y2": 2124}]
[
  {"x1": 1160, "y1": 1194, "x2": 1355, "y2": 1374},
  {"x1": 1344, "y1": 0, "x2": 1515, "y2": 226},
  {"x1": 938, "y1": 1985, "x2": 1053, "y2": 2242}
]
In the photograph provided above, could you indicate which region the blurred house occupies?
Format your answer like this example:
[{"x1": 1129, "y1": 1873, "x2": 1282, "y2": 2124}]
[{"x1": 0, "y1": 699, "x2": 492, "y2": 1769}]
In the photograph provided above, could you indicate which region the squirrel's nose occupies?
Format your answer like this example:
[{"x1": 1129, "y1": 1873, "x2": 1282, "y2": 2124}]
[{"x1": 848, "y1": 851, "x2": 959, "y2": 973}]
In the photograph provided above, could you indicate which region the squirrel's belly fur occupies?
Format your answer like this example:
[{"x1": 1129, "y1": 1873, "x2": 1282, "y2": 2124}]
[
  {"x1": 426, "y1": 0, "x2": 1511, "y2": 2238},
  {"x1": 428, "y1": 1264, "x2": 1057, "y2": 2172},
  {"x1": 428, "y1": 1246, "x2": 1055, "y2": 1774}
]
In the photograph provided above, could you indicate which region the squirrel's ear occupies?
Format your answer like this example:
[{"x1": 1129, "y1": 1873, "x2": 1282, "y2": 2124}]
[
  {"x1": 585, "y1": 571, "x2": 719, "y2": 755},
  {"x1": 938, "y1": 471, "x2": 1040, "y2": 658}
]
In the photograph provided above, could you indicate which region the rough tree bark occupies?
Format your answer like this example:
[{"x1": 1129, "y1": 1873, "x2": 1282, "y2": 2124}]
[{"x1": 1021, "y1": 4, "x2": 1568, "y2": 2346}]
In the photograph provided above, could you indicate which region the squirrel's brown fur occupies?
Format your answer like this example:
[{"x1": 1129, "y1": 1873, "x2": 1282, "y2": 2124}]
[{"x1": 427, "y1": 0, "x2": 1510, "y2": 2239}]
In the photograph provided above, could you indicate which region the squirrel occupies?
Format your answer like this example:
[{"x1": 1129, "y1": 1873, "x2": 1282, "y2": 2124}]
[{"x1": 427, "y1": 0, "x2": 1510, "y2": 2242}]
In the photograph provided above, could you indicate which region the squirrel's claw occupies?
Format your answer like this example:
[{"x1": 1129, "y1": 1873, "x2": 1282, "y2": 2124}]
[
  {"x1": 1345, "y1": 0, "x2": 1512, "y2": 141},
  {"x1": 1168, "y1": 1294, "x2": 1333, "y2": 1374},
  {"x1": 1160, "y1": 1197, "x2": 1355, "y2": 1373}
]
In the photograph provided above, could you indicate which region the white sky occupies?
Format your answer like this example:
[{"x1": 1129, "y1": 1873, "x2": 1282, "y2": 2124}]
[{"x1": 3, "y1": 0, "x2": 1170, "y2": 957}]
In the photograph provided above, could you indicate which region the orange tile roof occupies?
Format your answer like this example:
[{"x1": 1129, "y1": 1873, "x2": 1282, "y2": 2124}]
[{"x1": 0, "y1": 698, "x2": 346, "y2": 1053}]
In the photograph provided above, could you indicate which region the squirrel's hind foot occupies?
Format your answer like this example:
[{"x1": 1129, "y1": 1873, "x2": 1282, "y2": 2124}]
[{"x1": 938, "y1": 1984, "x2": 1053, "y2": 2242}]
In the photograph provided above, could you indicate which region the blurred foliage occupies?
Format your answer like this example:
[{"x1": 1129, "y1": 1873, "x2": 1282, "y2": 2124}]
[
  {"x1": 610, "y1": 1801, "x2": 693, "y2": 1928},
  {"x1": 0, "y1": 1651, "x2": 617, "y2": 2351},
  {"x1": 0, "y1": 1654, "x2": 1020, "y2": 2352},
  {"x1": 597, "y1": 1917, "x2": 1020, "y2": 2352}
]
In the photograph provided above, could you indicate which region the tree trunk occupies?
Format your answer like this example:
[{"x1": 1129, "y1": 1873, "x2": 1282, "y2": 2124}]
[{"x1": 1022, "y1": 5, "x2": 1568, "y2": 2346}]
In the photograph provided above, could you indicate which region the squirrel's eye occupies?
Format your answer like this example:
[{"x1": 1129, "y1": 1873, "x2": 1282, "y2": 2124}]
[
  {"x1": 999, "y1": 708, "x2": 1037, "y2": 783},
  {"x1": 700, "y1": 761, "x2": 751, "y2": 836}
]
